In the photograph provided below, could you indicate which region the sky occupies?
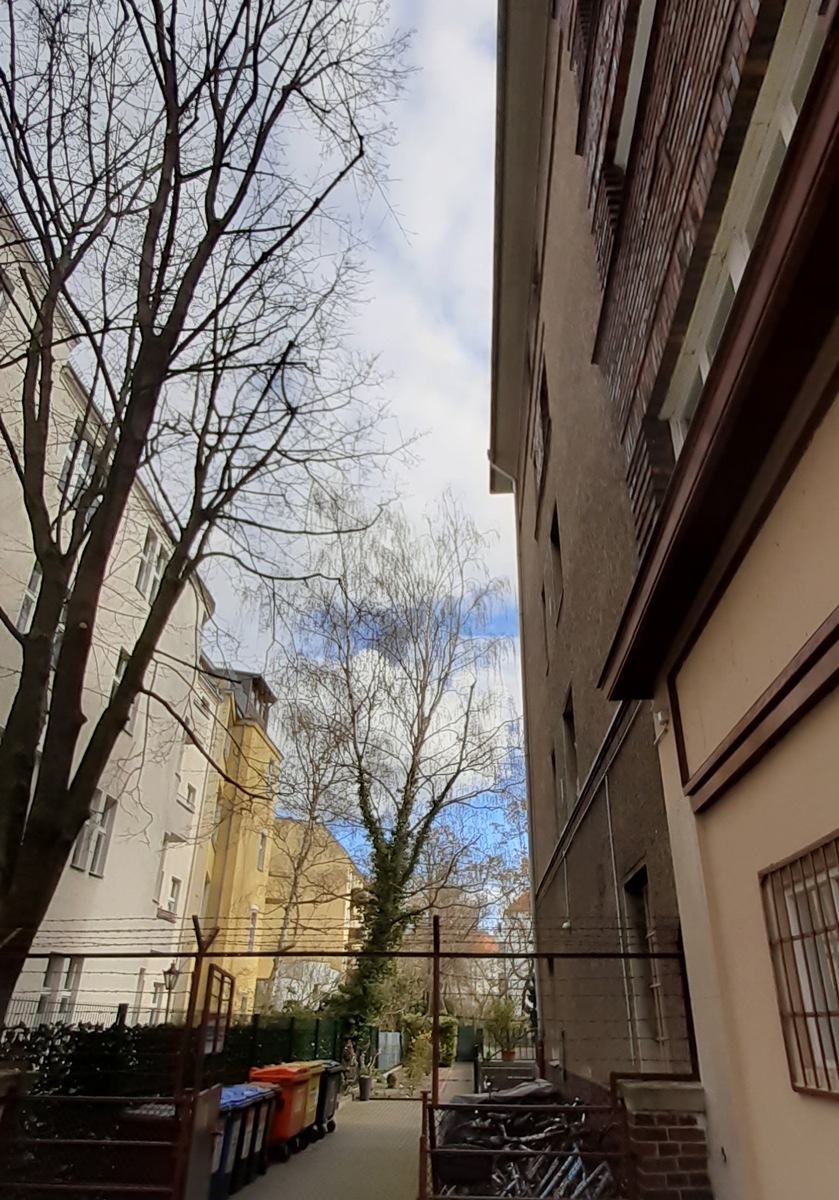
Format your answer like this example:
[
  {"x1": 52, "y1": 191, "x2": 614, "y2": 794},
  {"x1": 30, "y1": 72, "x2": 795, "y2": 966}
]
[{"x1": 352, "y1": 0, "x2": 520, "y2": 701}]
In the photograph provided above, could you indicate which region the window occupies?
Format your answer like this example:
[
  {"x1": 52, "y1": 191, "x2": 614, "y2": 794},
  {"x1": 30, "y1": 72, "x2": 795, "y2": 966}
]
[
  {"x1": 36, "y1": 955, "x2": 82, "y2": 1023},
  {"x1": 70, "y1": 790, "x2": 117, "y2": 877},
  {"x1": 532, "y1": 369, "x2": 551, "y2": 496},
  {"x1": 49, "y1": 600, "x2": 67, "y2": 672},
  {"x1": 257, "y1": 830, "x2": 268, "y2": 873},
  {"x1": 166, "y1": 876, "x2": 181, "y2": 915},
  {"x1": 136, "y1": 527, "x2": 167, "y2": 600},
  {"x1": 133, "y1": 968, "x2": 146, "y2": 1022},
  {"x1": 212, "y1": 791, "x2": 223, "y2": 845},
  {"x1": 613, "y1": 0, "x2": 658, "y2": 171},
  {"x1": 17, "y1": 562, "x2": 42, "y2": 633},
  {"x1": 624, "y1": 866, "x2": 666, "y2": 1066},
  {"x1": 561, "y1": 689, "x2": 578, "y2": 805},
  {"x1": 248, "y1": 907, "x2": 258, "y2": 953},
  {"x1": 58, "y1": 424, "x2": 95, "y2": 505},
  {"x1": 545, "y1": 507, "x2": 563, "y2": 625},
  {"x1": 663, "y1": 5, "x2": 831, "y2": 453},
  {"x1": 112, "y1": 649, "x2": 138, "y2": 733},
  {"x1": 0, "y1": 267, "x2": 13, "y2": 321},
  {"x1": 265, "y1": 758, "x2": 277, "y2": 800},
  {"x1": 184, "y1": 783, "x2": 197, "y2": 812},
  {"x1": 150, "y1": 981, "x2": 165, "y2": 1026},
  {"x1": 200, "y1": 874, "x2": 211, "y2": 920},
  {"x1": 762, "y1": 835, "x2": 839, "y2": 1097}
]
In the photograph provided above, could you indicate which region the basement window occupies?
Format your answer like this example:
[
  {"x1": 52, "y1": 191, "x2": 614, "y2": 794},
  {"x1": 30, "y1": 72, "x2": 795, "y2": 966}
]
[{"x1": 762, "y1": 834, "x2": 839, "y2": 1098}]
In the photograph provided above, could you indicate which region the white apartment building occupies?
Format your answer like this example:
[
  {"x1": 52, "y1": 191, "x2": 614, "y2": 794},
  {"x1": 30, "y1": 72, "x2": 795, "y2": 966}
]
[{"x1": 0, "y1": 216, "x2": 219, "y2": 1026}]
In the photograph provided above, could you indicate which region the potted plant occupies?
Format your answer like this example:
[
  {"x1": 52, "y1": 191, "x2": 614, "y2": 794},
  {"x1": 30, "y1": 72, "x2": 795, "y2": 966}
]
[
  {"x1": 484, "y1": 995, "x2": 527, "y2": 1063},
  {"x1": 357, "y1": 1047, "x2": 377, "y2": 1100}
]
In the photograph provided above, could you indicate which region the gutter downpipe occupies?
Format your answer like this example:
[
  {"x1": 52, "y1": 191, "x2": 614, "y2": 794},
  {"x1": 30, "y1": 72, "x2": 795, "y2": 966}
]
[
  {"x1": 604, "y1": 775, "x2": 639, "y2": 1065},
  {"x1": 488, "y1": 453, "x2": 546, "y2": 1075}
]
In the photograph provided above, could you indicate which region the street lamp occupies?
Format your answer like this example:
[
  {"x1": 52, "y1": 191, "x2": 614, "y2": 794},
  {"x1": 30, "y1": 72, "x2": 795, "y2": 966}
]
[{"x1": 162, "y1": 960, "x2": 180, "y2": 1023}]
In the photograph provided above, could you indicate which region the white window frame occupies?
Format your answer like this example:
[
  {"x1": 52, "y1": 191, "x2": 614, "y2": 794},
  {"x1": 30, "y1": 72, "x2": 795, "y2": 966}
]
[
  {"x1": 37, "y1": 955, "x2": 82, "y2": 1023},
  {"x1": 0, "y1": 267, "x2": 13, "y2": 321},
  {"x1": 185, "y1": 783, "x2": 197, "y2": 812},
  {"x1": 663, "y1": 2, "x2": 830, "y2": 453},
  {"x1": 112, "y1": 649, "x2": 138, "y2": 734},
  {"x1": 16, "y1": 562, "x2": 42, "y2": 633},
  {"x1": 70, "y1": 790, "x2": 117, "y2": 877},
  {"x1": 150, "y1": 981, "x2": 165, "y2": 1026},
  {"x1": 166, "y1": 876, "x2": 181, "y2": 915},
  {"x1": 136, "y1": 527, "x2": 167, "y2": 601},
  {"x1": 614, "y1": 0, "x2": 658, "y2": 172},
  {"x1": 257, "y1": 830, "x2": 268, "y2": 873},
  {"x1": 58, "y1": 424, "x2": 95, "y2": 505},
  {"x1": 247, "y1": 906, "x2": 258, "y2": 953}
]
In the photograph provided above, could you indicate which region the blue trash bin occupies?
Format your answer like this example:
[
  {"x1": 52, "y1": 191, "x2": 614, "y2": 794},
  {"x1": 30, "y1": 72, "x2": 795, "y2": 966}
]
[
  {"x1": 210, "y1": 1087, "x2": 257, "y2": 1200},
  {"x1": 230, "y1": 1084, "x2": 277, "y2": 1193}
]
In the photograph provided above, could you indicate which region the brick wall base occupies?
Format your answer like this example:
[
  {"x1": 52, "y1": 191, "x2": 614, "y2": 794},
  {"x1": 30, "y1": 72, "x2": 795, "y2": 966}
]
[{"x1": 618, "y1": 1079, "x2": 714, "y2": 1200}]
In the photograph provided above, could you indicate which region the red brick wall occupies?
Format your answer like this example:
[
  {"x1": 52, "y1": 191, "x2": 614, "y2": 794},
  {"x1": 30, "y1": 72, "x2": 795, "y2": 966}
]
[
  {"x1": 561, "y1": 0, "x2": 783, "y2": 552},
  {"x1": 627, "y1": 1108, "x2": 714, "y2": 1200}
]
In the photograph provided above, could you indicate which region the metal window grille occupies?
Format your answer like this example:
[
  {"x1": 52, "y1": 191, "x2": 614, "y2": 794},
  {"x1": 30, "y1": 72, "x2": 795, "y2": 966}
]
[{"x1": 762, "y1": 835, "x2": 839, "y2": 1097}]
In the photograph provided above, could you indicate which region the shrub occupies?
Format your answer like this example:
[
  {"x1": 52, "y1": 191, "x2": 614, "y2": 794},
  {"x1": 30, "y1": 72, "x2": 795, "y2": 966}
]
[
  {"x1": 404, "y1": 1030, "x2": 432, "y2": 1092},
  {"x1": 400, "y1": 1012, "x2": 457, "y2": 1068}
]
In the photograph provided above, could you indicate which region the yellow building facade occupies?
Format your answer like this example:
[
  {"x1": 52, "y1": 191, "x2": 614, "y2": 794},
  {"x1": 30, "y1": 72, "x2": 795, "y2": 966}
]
[{"x1": 187, "y1": 668, "x2": 281, "y2": 1016}]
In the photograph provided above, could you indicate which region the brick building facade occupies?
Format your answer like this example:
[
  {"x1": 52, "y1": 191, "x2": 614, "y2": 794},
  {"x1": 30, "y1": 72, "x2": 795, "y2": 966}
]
[{"x1": 491, "y1": 2, "x2": 839, "y2": 1197}]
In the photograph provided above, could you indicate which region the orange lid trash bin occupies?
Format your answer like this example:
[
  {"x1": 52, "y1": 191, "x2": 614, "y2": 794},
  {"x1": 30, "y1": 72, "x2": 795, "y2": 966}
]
[{"x1": 249, "y1": 1063, "x2": 313, "y2": 1154}]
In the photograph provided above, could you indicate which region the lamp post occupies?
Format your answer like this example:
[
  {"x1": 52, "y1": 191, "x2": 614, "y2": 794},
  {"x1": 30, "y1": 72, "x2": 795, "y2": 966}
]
[{"x1": 163, "y1": 960, "x2": 180, "y2": 1023}]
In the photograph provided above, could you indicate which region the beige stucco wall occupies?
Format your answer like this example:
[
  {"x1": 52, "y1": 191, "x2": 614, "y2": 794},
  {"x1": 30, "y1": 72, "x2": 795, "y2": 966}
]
[
  {"x1": 675, "y1": 385, "x2": 839, "y2": 772},
  {"x1": 0, "y1": 234, "x2": 213, "y2": 1020},
  {"x1": 657, "y1": 395, "x2": 839, "y2": 1199}
]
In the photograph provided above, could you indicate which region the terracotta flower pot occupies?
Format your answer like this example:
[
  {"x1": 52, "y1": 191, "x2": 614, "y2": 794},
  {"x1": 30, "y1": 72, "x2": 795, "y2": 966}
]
[
  {"x1": 358, "y1": 1074, "x2": 373, "y2": 1100},
  {"x1": 501, "y1": 1049, "x2": 516, "y2": 1062}
]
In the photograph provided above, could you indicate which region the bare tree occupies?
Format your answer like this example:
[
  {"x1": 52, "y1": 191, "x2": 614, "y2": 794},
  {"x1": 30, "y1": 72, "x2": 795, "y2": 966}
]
[
  {"x1": 283, "y1": 498, "x2": 518, "y2": 1022},
  {"x1": 0, "y1": 0, "x2": 405, "y2": 1014}
]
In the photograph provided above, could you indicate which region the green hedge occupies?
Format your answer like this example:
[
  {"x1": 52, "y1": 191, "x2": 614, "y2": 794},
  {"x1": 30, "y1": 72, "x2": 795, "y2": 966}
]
[{"x1": 401, "y1": 1013, "x2": 457, "y2": 1068}]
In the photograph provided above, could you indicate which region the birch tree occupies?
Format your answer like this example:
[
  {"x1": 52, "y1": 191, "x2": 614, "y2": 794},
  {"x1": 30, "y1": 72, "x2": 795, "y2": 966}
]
[
  {"x1": 284, "y1": 499, "x2": 517, "y2": 1022},
  {"x1": 0, "y1": 0, "x2": 404, "y2": 1014}
]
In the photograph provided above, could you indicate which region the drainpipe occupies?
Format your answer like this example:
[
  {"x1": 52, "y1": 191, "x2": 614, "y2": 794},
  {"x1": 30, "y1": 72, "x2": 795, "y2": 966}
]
[
  {"x1": 604, "y1": 776, "x2": 638, "y2": 1064},
  {"x1": 488, "y1": 453, "x2": 547, "y2": 1072}
]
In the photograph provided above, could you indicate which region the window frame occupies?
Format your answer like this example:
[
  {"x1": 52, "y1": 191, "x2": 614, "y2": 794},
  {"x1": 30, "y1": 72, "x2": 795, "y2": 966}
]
[
  {"x1": 58, "y1": 423, "x2": 96, "y2": 506},
  {"x1": 16, "y1": 562, "x2": 42, "y2": 633},
  {"x1": 112, "y1": 649, "x2": 138, "y2": 734},
  {"x1": 247, "y1": 906, "x2": 258, "y2": 953},
  {"x1": 70, "y1": 790, "x2": 117, "y2": 878},
  {"x1": 761, "y1": 833, "x2": 839, "y2": 1099}
]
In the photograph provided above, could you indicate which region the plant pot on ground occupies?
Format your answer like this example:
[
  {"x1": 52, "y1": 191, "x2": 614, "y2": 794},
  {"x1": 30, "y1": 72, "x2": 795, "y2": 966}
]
[{"x1": 483, "y1": 995, "x2": 528, "y2": 1062}]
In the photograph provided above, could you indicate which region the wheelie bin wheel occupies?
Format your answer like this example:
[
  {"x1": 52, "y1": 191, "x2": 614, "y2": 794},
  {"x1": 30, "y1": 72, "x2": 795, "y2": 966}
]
[
  {"x1": 277, "y1": 1143, "x2": 291, "y2": 1163},
  {"x1": 327, "y1": 1119, "x2": 336, "y2": 1134}
]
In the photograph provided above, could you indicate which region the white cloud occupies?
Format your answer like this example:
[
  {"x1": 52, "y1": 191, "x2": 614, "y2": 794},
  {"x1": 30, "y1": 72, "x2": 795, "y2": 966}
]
[{"x1": 353, "y1": 0, "x2": 517, "y2": 592}]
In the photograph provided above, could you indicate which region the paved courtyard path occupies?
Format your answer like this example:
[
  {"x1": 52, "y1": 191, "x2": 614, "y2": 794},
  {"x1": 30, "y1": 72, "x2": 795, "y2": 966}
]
[{"x1": 247, "y1": 1098, "x2": 421, "y2": 1200}]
